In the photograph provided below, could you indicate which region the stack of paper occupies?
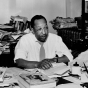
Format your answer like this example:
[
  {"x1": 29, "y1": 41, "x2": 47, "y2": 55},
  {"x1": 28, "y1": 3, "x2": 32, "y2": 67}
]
[
  {"x1": 39, "y1": 63, "x2": 70, "y2": 78},
  {"x1": 19, "y1": 71, "x2": 56, "y2": 88}
]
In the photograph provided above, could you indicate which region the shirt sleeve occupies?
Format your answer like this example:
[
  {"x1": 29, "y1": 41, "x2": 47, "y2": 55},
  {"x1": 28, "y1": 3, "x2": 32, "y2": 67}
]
[
  {"x1": 55, "y1": 36, "x2": 73, "y2": 62},
  {"x1": 14, "y1": 37, "x2": 28, "y2": 62}
]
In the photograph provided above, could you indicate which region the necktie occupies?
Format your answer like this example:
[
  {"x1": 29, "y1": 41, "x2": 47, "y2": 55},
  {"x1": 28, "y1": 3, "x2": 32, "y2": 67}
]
[{"x1": 39, "y1": 43, "x2": 45, "y2": 61}]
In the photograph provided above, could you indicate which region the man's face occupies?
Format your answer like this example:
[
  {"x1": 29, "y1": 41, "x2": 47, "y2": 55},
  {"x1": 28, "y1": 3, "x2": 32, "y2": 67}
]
[{"x1": 33, "y1": 19, "x2": 49, "y2": 42}]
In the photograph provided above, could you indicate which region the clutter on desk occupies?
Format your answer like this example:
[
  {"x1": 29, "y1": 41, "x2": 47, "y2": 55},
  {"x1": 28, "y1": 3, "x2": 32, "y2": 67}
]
[
  {"x1": 0, "y1": 15, "x2": 30, "y2": 54},
  {"x1": 0, "y1": 29, "x2": 13, "y2": 54},
  {"x1": 10, "y1": 15, "x2": 30, "y2": 33},
  {"x1": 50, "y1": 16, "x2": 77, "y2": 29},
  {"x1": 0, "y1": 65, "x2": 88, "y2": 88},
  {"x1": 0, "y1": 31, "x2": 25, "y2": 54},
  {"x1": 63, "y1": 65, "x2": 88, "y2": 85},
  {"x1": 0, "y1": 67, "x2": 56, "y2": 88},
  {"x1": 26, "y1": 63, "x2": 70, "y2": 78},
  {"x1": 0, "y1": 24, "x2": 14, "y2": 32},
  {"x1": 0, "y1": 67, "x2": 20, "y2": 88},
  {"x1": 19, "y1": 70, "x2": 56, "y2": 88},
  {"x1": 7, "y1": 64, "x2": 88, "y2": 88},
  {"x1": 68, "y1": 60, "x2": 88, "y2": 84}
]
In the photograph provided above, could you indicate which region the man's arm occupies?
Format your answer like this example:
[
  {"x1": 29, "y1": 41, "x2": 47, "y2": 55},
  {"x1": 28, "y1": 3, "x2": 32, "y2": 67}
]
[
  {"x1": 57, "y1": 55, "x2": 70, "y2": 63},
  {"x1": 55, "y1": 36, "x2": 73, "y2": 62},
  {"x1": 52, "y1": 55, "x2": 70, "y2": 65},
  {"x1": 15, "y1": 58, "x2": 53, "y2": 70},
  {"x1": 15, "y1": 59, "x2": 39, "y2": 69}
]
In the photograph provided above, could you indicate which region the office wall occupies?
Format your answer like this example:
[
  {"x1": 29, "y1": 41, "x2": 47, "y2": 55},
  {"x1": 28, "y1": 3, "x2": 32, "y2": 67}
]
[
  {"x1": 71, "y1": 0, "x2": 82, "y2": 18},
  {"x1": 0, "y1": 0, "x2": 10, "y2": 24},
  {"x1": 0, "y1": 0, "x2": 20, "y2": 24},
  {"x1": 66, "y1": 0, "x2": 82, "y2": 18}
]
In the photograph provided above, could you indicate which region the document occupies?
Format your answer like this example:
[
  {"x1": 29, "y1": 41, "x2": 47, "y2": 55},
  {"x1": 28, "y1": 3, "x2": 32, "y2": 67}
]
[{"x1": 39, "y1": 63, "x2": 70, "y2": 78}]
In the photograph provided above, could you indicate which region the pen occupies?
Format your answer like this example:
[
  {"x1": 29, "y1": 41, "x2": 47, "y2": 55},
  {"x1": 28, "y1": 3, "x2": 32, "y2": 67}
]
[
  {"x1": 83, "y1": 62, "x2": 88, "y2": 74},
  {"x1": 69, "y1": 73, "x2": 81, "y2": 79}
]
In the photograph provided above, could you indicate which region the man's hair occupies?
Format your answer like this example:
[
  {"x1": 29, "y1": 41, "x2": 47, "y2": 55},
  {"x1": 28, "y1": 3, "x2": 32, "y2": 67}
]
[{"x1": 30, "y1": 15, "x2": 47, "y2": 28}]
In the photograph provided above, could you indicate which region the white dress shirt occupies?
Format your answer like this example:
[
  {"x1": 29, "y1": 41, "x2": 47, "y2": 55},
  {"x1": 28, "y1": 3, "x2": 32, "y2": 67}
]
[{"x1": 14, "y1": 33, "x2": 73, "y2": 62}]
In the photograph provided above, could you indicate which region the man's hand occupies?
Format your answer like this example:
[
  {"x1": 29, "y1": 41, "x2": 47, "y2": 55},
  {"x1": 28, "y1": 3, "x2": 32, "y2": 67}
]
[{"x1": 37, "y1": 59, "x2": 53, "y2": 70}]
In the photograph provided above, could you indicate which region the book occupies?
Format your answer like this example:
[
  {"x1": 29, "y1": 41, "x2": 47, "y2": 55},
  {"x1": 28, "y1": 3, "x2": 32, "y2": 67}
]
[
  {"x1": 19, "y1": 71, "x2": 56, "y2": 88},
  {"x1": 38, "y1": 63, "x2": 70, "y2": 78}
]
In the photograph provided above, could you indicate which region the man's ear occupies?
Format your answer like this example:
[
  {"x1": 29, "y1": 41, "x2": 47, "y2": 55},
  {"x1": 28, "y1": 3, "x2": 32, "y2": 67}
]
[{"x1": 31, "y1": 27, "x2": 34, "y2": 34}]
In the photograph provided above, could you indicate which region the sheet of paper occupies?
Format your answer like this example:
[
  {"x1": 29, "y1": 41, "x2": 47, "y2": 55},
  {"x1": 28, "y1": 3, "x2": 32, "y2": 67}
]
[
  {"x1": 81, "y1": 72, "x2": 88, "y2": 83},
  {"x1": 7, "y1": 67, "x2": 30, "y2": 75}
]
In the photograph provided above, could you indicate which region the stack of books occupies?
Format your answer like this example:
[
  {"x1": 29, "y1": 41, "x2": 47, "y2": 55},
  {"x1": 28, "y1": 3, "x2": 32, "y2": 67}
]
[
  {"x1": 10, "y1": 15, "x2": 28, "y2": 33},
  {"x1": 18, "y1": 70, "x2": 56, "y2": 88}
]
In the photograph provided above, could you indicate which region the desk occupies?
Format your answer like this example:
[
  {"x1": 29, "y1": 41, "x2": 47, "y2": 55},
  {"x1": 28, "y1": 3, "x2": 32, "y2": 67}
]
[{"x1": 0, "y1": 67, "x2": 84, "y2": 88}]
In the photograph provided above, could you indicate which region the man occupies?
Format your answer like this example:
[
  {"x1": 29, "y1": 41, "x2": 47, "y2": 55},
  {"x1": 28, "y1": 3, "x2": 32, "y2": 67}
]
[{"x1": 14, "y1": 15, "x2": 73, "y2": 70}]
